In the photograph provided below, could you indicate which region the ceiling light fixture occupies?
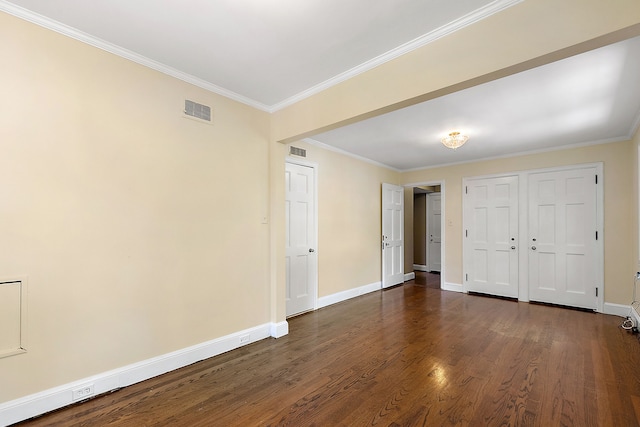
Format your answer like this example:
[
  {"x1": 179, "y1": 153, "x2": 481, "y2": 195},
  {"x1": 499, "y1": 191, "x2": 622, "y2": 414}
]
[{"x1": 441, "y1": 131, "x2": 468, "y2": 149}]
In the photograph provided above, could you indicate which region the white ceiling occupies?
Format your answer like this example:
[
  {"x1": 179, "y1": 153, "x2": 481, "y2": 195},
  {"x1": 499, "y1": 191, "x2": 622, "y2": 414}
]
[
  {"x1": 1, "y1": 0, "x2": 505, "y2": 109},
  {"x1": 3, "y1": 0, "x2": 640, "y2": 171},
  {"x1": 311, "y1": 35, "x2": 640, "y2": 170}
]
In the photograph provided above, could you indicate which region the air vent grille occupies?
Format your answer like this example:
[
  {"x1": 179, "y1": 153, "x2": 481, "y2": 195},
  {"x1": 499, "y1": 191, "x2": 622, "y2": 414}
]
[
  {"x1": 289, "y1": 146, "x2": 306, "y2": 157},
  {"x1": 184, "y1": 100, "x2": 212, "y2": 122}
]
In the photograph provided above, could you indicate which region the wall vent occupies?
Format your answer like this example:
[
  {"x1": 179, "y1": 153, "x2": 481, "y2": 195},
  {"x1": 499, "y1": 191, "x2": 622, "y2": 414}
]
[
  {"x1": 289, "y1": 146, "x2": 306, "y2": 157},
  {"x1": 184, "y1": 99, "x2": 212, "y2": 122}
]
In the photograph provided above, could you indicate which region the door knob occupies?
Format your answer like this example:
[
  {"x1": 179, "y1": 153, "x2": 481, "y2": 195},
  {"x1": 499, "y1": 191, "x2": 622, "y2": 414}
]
[
  {"x1": 511, "y1": 246, "x2": 516, "y2": 250},
  {"x1": 531, "y1": 246, "x2": 536, "y2": 251},
  {"x1": 309, "y1": 248, "x2": 315, "y2": 252}
]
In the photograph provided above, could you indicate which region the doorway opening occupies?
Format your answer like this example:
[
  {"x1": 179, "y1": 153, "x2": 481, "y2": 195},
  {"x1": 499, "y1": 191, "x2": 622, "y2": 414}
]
[{"x1": 409, "y1": 181, "x2": 445, "y2": 290}]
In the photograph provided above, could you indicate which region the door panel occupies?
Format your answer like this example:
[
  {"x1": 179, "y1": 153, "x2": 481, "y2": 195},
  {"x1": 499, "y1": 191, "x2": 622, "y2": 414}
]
[
  {"x1": 382, "y1": 183, "x2": 404, "y2": 288},
  {"x1": 528, "y1": 167, "x2": 597, "y2": 309},
  {"x1": 465, "y1": 176, "x2": 519, "y2": 298},
  {"x1": 285, "y1": 162, "x2": 316, "y2": 316},
  {"x1": 427, "y1": 193, "x2": 441, "y2": 272}
]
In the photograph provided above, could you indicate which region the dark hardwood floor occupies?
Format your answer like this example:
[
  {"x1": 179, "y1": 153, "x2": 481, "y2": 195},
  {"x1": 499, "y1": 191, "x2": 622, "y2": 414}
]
[
  {"x1": 413, "y1": 270, "x2": 441, "y2": 289},
  {"x1": 16, "y1": 274, "x2": 640, "y2": 426}
]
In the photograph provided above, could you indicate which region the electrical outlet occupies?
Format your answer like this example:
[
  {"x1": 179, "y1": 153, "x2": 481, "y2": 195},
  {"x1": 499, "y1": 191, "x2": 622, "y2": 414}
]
[
  {"x1": 72, "y1": 384, "x2": 95, "y2": 401},
  {"x1": 240, "y1": 334, "x2": 250, "y2": 344}
]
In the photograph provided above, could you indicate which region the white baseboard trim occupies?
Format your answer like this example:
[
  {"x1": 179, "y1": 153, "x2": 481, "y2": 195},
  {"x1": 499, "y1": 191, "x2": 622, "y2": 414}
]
[
  {"x1": 442, "y1": 282, "x2": 464, "y2": 293},
  {"x1": 317, "y1": 281, "x2": 381, "y2": 309},
  {"x1": 270, "y1": 321, "x2": 289, "y2": 338},
  {"x1": 413, "y1": 264, "x2": 428, "y2": 272},
  {"x1": 0, "y1": 322, "x2": 281, "y2": 427},
  {"x1": 603, "y1": 302, "x2": 632, "y2": 317},
  {"x1": 603, "y1": 302, "x2": 640, "y2": 331},
  {"x1": 404, "y1": 272, "x2": 415, "y2": 281}
]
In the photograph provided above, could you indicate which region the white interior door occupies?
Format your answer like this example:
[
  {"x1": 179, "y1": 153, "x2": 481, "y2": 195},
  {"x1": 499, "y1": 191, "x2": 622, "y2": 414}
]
[
  {"x1": 464, "y1": 176, "x2": 519, "y2": 298},
  {"x1": 285, "y1": 162, "x2": 317, "y2": 317},
  {"x1": 382, "y1": 183, "x2": 404, "y2": 288},
  {"x1": 528, "y1": 167, "x2": 598, "y2": 310},
  {"x1": 427, "y1": 193, "x2": 441, "y2": 272}
]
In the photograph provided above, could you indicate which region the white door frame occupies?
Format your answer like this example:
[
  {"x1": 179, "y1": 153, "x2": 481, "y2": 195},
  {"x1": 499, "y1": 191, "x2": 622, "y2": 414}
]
[
  {"x1": 285, "y1": 157, "x2": 319, "y2": 312},
  {"x1": 404, "y1": 181, "x2": 447, "y2": 290},
  {"x1": 462, "y1": 162, "x2": 603, "y2": 312}
]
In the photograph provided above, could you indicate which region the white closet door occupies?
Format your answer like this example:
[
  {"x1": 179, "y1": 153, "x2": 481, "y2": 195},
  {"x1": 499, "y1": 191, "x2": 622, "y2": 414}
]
[
  {"x1": 285, "y1": 162, "x2": 317, "y2": 316},
  {"x1": 464, "y1": 176, "x2": 519, "y2": 298},
  {"x1": 528, "y1": 167, "x2": 598, "y2": 310}
]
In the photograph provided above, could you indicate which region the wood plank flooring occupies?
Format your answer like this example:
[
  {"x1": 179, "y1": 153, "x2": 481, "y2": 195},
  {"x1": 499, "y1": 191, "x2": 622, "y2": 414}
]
[
  {"x1": 15, "y1": 272, "x2": 640, "y2": 426},
  {"x1": 413, "y1": 270, "x2": 441, "y2": 289}
]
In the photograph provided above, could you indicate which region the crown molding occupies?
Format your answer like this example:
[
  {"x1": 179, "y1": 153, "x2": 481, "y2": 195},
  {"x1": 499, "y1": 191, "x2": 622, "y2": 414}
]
[
  {"x1": 305, "y1": 135, "x2": 630, "y2": 174},
  {"x1": 302, "y1": 138, "x2": 401, "y2": 172},
  {"x1": 400, "y1": 136, "x2": 630, "y2": 173},
  {"x1": 1, "y1": 0, "x2": 522, "y2": 113},
  {"x1": 269, "y1": 0, "x2": 524, "y2": 112},
  {"x1": 0, "y1": 1, "x2": 272, "y2": 112}
]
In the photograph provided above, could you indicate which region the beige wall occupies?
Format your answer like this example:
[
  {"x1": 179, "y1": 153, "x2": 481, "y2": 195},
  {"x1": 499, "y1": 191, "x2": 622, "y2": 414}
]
[
  {"x1": 269, "y1": 141, "x2": 287, "y2": 323},
  {"x1": 0, "y1": 13, "x2": 271, "y2": 402},
  {"x1": 285, "y1": 142, "x2": 399, "y2": 297},
  {"x1": 633, "y1": 127, "x2": 640, "y2": 271},
  {"x1": 401, "y1": 141, "x2": 635, "y2": 305}
]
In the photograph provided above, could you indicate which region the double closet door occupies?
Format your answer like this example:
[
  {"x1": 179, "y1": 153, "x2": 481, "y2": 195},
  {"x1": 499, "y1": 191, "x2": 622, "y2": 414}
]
[{"x1": 464, "y1": 165, "x2": 601, "y2": 310}]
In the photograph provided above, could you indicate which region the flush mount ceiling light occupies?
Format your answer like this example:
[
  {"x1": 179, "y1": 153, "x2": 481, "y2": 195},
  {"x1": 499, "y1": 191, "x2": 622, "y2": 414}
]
[{"x1": 441, "y1": 131, "x2": 468, "y2": 149}]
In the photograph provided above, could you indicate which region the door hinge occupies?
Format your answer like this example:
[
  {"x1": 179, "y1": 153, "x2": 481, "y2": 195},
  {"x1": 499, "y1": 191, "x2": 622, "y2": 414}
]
[
  {"x1": 465, "y1": 273, "x2": 468, "y2": 281},
  {"x1": 465, "y1": 229, "x2": 468, "y2": 238},
  {"x1": 595, "y1": 231, "x2": 598, "y2": 240},
  {"x1": 595, "y1": 287, "x2": 598, "y2": 297},
  {"x1": 595, "y1": 174, "x2": 598, "y2": 184},
  {"x1": 465, "y1": 186, "x2": 468, "y2": 194}
]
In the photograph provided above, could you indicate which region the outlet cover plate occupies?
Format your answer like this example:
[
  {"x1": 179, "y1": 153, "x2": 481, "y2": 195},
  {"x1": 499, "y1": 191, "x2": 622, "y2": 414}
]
[{"x1": 72, "y1": 384, "x2": 95, "y2": 401}]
